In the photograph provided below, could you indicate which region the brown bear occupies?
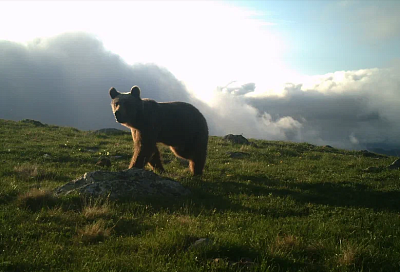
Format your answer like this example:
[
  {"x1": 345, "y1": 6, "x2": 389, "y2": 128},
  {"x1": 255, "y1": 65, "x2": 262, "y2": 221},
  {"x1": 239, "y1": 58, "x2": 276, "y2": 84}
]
[{"x1": 109, "y1": 86, "x2": 208, "y2": 175}]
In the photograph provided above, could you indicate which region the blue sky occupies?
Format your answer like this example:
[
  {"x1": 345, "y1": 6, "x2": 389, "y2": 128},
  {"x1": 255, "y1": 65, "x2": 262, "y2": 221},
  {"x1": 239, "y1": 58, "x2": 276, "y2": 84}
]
[{"x1": 234, "y1": 0, "x2": 400, "y2": 75}]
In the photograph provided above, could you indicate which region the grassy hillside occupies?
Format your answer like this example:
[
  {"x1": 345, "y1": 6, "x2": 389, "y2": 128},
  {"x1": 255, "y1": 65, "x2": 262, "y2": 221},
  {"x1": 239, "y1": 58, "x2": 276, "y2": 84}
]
[{"x1": 1, "y1": 118, "x2": 400, "y2": 271}]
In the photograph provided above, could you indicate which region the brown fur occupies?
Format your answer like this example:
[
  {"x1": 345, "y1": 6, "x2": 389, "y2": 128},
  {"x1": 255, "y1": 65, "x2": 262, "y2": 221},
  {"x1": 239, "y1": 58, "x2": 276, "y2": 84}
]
[{"x1": 109, "y1": 86, "x2": 208, "y2": 175}]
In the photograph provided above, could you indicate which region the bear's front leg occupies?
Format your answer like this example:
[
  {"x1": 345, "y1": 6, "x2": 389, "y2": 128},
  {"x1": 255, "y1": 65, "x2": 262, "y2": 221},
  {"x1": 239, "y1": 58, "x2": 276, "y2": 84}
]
[
  {"x1": 148, "y1": 146, "x2": 165, "y2": 173},
  {"x1": 129, "y1": 130, "x2": 157, "y2": 169},
  {"x1": 129, "y1": 142, "x2": 157, "y2": 169}
]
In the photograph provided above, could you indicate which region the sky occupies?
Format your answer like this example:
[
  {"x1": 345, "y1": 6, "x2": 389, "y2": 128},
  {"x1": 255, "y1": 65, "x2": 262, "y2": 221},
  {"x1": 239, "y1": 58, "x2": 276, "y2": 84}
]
[{"x1": 1, "y1": 1, "x2": 400, "y2": 152}]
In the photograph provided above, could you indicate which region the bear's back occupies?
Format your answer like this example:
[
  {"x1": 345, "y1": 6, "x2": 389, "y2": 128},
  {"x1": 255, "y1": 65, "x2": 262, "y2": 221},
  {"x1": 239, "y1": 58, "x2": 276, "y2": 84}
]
[{"x1": 155, "y1": 101, "x2": 208, "y2": 146}]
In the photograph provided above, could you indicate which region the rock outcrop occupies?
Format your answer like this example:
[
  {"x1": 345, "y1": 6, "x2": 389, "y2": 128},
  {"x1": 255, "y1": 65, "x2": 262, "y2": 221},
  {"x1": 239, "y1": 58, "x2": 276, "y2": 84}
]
[
  {"x1": 20, "y1": 119, "x2": 47, "y2": 127},
  {"x1": 92, "y1": 128, "x2": 128, "y2": 135},
  {"x1": 362, "y1": 158, "x2": 400, "y2": 173},
  {"x1": 387, "y1": 158, "x2": 400, "y2": 170},
  {"x1": 54, "y1": 168, "x2": 190, "y2": 199},
  {"x1": 227, "y1": 152, "x2": 250, "y2": 159},
  {"x1": 223, "y1": 134, "x2": 250, "y2": 145}
]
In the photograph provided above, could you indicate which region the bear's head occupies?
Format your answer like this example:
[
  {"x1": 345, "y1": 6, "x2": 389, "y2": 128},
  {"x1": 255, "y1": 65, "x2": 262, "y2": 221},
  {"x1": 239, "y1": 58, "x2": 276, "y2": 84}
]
[{"x1": 109, "y1": 86, "x2": 142, "y2": 125}]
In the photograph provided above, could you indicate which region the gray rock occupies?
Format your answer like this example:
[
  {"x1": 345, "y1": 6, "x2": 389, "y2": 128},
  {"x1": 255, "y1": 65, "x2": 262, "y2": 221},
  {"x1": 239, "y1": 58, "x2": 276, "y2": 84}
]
[
  {"x1": 96, "y1": 157, "x2": 111, "y2": 167},
  {"x1": 249, "y1": 142, "x2": 258, "y2": 148},
  {"x1": 223, "y1": 134, "x2": 250, "y2": 145},
  {"x1": 360, "y1": 150, "x2": 386, "y2": 158},
  {"x1": 227, "y1": 152, "x2": 250, "y2": 159},
  {"x1": 213, "y1": 258, "x2": 224, "y2": 264},
  {"x1": 231, "y1": 257, "x2": 255, "y2": 269},
  {"x1": 20, "y1": 119, "x2": 47, "y2": 127},
  {"x1": 362, "y1": 166, "x2": 384, "y2": 173},
  {"x1": 323, "y1": 145, "x2": 334, "y2": 149},
  {"x1": 188, "y1": 238, "x2": 212, "y2": 250},
  {"x1": 54, "y1": 168, "x2": 190, "y2": 199},
  {"x1": 387, "y1": 158, "x2": 400, "y2": 170},
  {"x1": 92, "y1": 128, "x2": 128, "y2": 135}
]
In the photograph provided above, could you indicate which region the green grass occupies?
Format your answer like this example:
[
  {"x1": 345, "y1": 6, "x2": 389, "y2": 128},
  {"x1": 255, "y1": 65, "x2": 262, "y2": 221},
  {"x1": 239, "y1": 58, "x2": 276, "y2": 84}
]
[{"x1": 1, "y1": 118, "x2": 400, "y2": 271}]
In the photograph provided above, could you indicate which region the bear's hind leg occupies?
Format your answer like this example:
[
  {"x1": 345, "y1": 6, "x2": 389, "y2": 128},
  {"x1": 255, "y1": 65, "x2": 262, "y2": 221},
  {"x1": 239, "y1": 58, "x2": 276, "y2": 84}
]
[
  {"x1": 148, "y1": 146, "x2": 165, "y2": 173},
  {"x1": 189, "y1": 159, "x2": 205, "y2": 176},
  {"x1": 190, "y1": 137, "x2": 208, "y2": 176},
  {"x1": 190, "y1": 150, "x2": 207, "y2": 176},
  {"x1": 170, "y1": 146, "x2": 191, "y2": 160},
  {"x1": 171, "y1": 146, "x2": 206, "y2": 176},
  {"x1": 170, "y1": 146, "x2": 192, "y2": 172}
]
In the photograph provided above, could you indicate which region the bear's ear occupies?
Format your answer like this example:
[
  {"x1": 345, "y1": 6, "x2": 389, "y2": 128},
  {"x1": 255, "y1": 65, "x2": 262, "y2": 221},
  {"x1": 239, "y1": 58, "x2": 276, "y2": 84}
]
[
  {"x1": 109, "y1": 87, "x2": 120, "y2": 99},
  {"x1": 130, "y1": 86, "x2": 141, "y2": 99}
]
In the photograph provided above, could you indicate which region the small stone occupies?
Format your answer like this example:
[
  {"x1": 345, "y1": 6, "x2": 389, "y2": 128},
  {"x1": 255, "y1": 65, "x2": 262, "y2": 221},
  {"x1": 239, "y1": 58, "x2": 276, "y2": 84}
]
[
  {"x1": 227, "y1": 152, "x2": 250, "y2": 159},
  {"x1": 231, "y1": 257, "x2": 255, "y2": 268},
  {"x1": 360, "y1": 150, "x2": 386, "y2": 158},
  {"x1": 362, "y1": 166, "x2": 383, "y2": 173},
  {"x1": 20, "y1": 119, "x2": 46, "y2": 127},
  {"x1": 92, "y1": 128, "x2": 128, "y2": 135},
  {"x1": 240, "y1": 257, "x2": 253, "y2": 263},
  {"x1": 188, "y1": 238, "x2": 212, "y2": 250},
  {"x1": 249, "y1": 142, "x2": 258, "y2": 148},
  {"x1": 387, "y1": 158, "x2": 400, "y2": 170},
  {"x1": 96, "y1": 158, "x2": 111, "y2": 167}
]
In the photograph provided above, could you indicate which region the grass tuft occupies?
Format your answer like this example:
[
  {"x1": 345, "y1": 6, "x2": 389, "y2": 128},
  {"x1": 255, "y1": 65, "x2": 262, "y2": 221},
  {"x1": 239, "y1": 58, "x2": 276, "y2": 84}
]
[
  {"x1": 17, "y1": 188, "x2": 57, "y2": 211},
  {"x1": 81, "y1": 199, "x2": 111, "y2": 220},
  {"x1": 14, "y1": 164, "x2": 40, "y2": 180},
  {"x1": 77, "y1": 220, "x2": 111, "y2": 244},
  {"x1": 273, "y1": 234, "x2": 300, "y2": 251},
  {"x1": 304, "y1": 241, "x2": 326, "y2": 262},
  {"x1": 337, "y1": 244, "x2": 359, "y2": 267}
]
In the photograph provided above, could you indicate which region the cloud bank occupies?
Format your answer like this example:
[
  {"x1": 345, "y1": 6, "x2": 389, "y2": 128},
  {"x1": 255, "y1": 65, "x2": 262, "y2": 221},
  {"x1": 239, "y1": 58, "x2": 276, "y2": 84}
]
[
  {"x1": 243, "y1": 67, "x2": 400, "y2": 151},
  {"x1": 203, "y1": 65, "x2": 400, "y2": 152},
  {"x1": 1, "y1": 33, "x2": 399, "y2": 153},
  {"x1": 0, "y1": 33, "x2": 193, "y2": 130}
]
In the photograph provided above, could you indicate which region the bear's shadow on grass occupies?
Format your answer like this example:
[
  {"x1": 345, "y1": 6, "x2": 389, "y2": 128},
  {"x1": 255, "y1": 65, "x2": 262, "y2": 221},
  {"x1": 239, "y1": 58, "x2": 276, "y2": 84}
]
[
  {"x1": 113, "y1": 217, "x2": 154, "y2": 237},
  {"x1": 285, "y1": 181, "x2": 400, "y2": 212},
  {"x1": 125, "y1": 173, "x2": 400, "y2": 216},
  {"x1": 116, "y1": 188, "x2": 247, "y2": 217},
  {"x1": 236, "y1": 174, "x2": 400, "y2": 212},
  {"x1": 114, "y1": 177, "x2": 309, "y2": 218},
  {"x1": 53, "y1": 170, "x2": 400, "y2": 221}
]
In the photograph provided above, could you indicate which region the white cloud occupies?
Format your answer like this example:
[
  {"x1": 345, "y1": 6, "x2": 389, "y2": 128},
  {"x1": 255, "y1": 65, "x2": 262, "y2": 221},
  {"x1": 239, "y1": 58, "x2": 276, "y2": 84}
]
[
  {"x1": 300, "y1": 68, "x2": 379, "y2": 93},
  {"x1": 0, "y1": 33, "x2": 193, "y2": 130},
  {"x1": 349, "y1": 133, "x2": 359, "y2": 145},
  {"x1": 201, "y1": 91, "x2": 301, "y2": 141},
  {"x1": 243, "y1": 65, "x2": 400, "y2": 149}
]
